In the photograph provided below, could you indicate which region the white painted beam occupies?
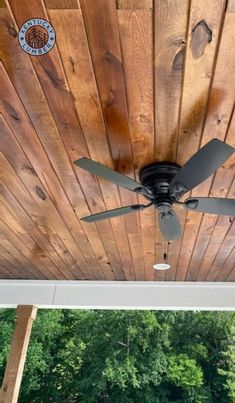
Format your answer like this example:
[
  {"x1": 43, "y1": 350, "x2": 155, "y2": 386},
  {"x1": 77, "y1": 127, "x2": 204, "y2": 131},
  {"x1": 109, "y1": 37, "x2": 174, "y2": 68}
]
[{"x1": 0, "y1": 281, "x2": 234, "y2": 310}]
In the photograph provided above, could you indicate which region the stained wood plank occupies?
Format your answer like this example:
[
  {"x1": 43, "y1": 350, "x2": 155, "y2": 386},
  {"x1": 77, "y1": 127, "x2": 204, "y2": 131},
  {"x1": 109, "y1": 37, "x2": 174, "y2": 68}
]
[
  {"x1": 140, "y1": 210, "x2": 156, "y2": 280},
  {"x1": 0, "y1": 253, "x2": 26, "y2": 279},
  {"x1": 0, "y1": 182, "x2": 82, "y2": 279},
  {"x1": 195, "y1": 116, "x2": 235, "y2": 281},
  {"x1": 6, "y1": 0, "x2": 127, "y2": 280},
  {"x1": 0, "y1": 153, "x2": 90, "y2": 282},
  {"x1": 216, "y1": 246, "x2": 235, "y2": 281},
  {"x1": 47, "y1": 7, "x2": 135, "y2": 280},
  {"x1": 0, "y1": 219, "x2": 49, "y2": 279},
  {"x1": 0, "y1": 237, "x2": 38, "y2": 279},
  {"x1": 0, "y1": 16, "x2": 112, "y2": 280},
  {"x1": 200, "y1": 1, "x2": 235, "y2": 151},
  {"x1": 177, "y1": 0, "x2": 226, "y2": 165},
  {"x1": 118, "y1": 8, "x2": 154, "y2": 173},
  {"x1": 190, "y1": 0, "x2": 235, "y2": 197},
  {"x1": 186, "y1": 214, "x2": 219, "y2": 281},
  {"x1": 80, "y1": 0, "x2": 135, "y2": 177},
  {"x1": 0, "y1": 201, "x2": 59, "y2": 280},
  {"x1": 165, "y1": 205, "x2": 186, "y2": 281},
  {"x1": 153, "y1": 0, "x2": 189, "y2": 280},
  {"x1": 204, "y1": 108, "x2": 235, "y2": 281},
  {"x1": 184, "y1": 1, "x2": 235, "y2": 281},
  {"x1": 0, "y1": 116, "x2": 84, "y2": 279},
  {"x1": 198, "y1": 216, "x2": 234, "y2": 281},
  {"x1": 0, "y1": 153, "x2": 79, "y2": 280},
  {"x1": 117, "y1": 0, "x2": 152, "y2": 9},
  {"x1": 44, "y1": 0, "x2": 79, "y2": 8},
  {"x1": 0, "y1": 62, "x2": 106, "y2": 280},
  {"x1": 203, "y1": 184, "x2": 235, "y2": 281},
  {"x1": 154, "y1": 0, "x2": 189, "y2": 162},
  {"x1": 0, "y1": 242, "x2": 34, "y2": 278},
  {"x1": 175, "y1": 0, "x2": 227, "y2": 281},
  {"x1": 226, "y1": 262, "x2": 235, "y2": 281},
  {"x1": 117, "y1": 6, "x2": 155, "y2": 279},
  {"x1": 0, "y1": 114, "x2": 91, "y2": 278},
  {"x1": 213, "y1": 232, "x2": 235, "y2": 280},
  {"x1": 0, "y1": 306, "x2": 37, "y2": 403},
  {"x1": 0, "y1": 118, "x2": 114, "y2": 284},
  {"x1": 186, "y1": 171, "x2": 234, "y2": 281},
  {"x1": 80, "y1": 0, "x2": 146, "y2": 279},
  {"x1": 0, "y1": 259, "x2": 16, "y2": 278}
]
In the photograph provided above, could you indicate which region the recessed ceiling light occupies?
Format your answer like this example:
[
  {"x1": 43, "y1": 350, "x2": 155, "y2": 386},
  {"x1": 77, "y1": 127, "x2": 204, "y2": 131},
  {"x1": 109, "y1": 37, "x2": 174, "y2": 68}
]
[{"x1": 153, "y1": 263, "x2": 170, "y2": 270}]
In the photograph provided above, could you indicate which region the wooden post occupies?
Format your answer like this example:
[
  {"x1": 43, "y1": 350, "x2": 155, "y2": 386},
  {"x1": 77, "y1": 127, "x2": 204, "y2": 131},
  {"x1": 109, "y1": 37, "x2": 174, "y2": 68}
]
[{"x1": 0, "y1": 305, "x2": 37, "y2": 403}]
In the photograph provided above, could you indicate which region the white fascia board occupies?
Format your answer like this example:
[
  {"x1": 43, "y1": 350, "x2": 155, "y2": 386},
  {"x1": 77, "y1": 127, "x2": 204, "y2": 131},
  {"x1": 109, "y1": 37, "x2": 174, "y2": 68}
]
[{"x1": 0, "y1": 281, "x2": 234, "y2": 310}]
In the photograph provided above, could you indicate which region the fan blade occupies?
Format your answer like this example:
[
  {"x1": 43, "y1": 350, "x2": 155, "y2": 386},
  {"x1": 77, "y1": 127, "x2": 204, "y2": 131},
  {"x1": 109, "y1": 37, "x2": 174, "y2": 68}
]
[
  {"x1": 184, "y1": 197, "x2": 235, "y2": 216},
  {"x1": 170, "y1": 139, "x2": 234, "y2": 197},
  {"x1": 74, "y1": 158, "x2": 152, "y2": 198},
  {"x1": 158, "y1": 210, "x2": 181, "y2": 241},
  {"x1": 81, "y1": 204, "x2": 150, "y2": 222}
]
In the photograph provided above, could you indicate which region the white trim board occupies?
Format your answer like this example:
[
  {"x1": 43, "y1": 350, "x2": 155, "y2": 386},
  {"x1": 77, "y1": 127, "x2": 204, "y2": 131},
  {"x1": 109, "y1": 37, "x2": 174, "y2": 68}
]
[{"x1": 0, "y1": 281, "x2": 234, "y2": 310}]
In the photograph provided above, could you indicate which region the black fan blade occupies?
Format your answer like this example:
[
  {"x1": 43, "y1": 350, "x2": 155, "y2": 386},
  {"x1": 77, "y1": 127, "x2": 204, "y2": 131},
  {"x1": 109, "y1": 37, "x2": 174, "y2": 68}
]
[
  {"x1": 81, "y1": 204, "x2": 150, "y2": 222},
  {"x1": 170, "y1": 139, "x2": 234, "y2": 197},
  {"x1": 158, "y1": 210, "x2": 181, "y2": 241},
  {"x1": 184, "y1": 197, "x2": 235, "y2": 216},
  {"x1": 74, "y1": 158, "x2": 152, "y2": 198}
]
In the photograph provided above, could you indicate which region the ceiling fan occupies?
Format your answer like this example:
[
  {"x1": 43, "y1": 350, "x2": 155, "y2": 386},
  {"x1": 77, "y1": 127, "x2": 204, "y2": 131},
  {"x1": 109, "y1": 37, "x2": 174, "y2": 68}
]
[{"x1": 74, "y1": 139, "x2": 235, "y2": 241}]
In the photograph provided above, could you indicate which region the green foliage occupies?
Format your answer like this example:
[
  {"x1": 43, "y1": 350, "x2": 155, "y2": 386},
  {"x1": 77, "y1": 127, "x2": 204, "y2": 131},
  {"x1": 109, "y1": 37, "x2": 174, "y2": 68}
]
[
  {"x1": 218, "y1": 321, "x2": 235, "y2": 400},
  {"x1": 0, "y1": 309, "x2": 15, "y2": 379},
  {"x1": 166, "y1": 354, "x2": 203, "y2": 387},
  {"x1": 0, "y1": 309, "x2": 234, "y2": 402}
]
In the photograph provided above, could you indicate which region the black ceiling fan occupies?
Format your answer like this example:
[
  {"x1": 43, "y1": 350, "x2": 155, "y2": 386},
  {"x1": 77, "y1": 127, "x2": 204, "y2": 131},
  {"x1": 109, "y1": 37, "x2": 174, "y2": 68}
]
[{"x1": 74, "y1": 139, "x2": 235, "y2": 241}]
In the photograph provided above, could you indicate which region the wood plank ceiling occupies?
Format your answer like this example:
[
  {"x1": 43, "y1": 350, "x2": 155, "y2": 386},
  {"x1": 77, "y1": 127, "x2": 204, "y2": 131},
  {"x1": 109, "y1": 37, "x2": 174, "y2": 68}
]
[{"x1": 0, "y1": 0, "x2": 234, "y2": 281}]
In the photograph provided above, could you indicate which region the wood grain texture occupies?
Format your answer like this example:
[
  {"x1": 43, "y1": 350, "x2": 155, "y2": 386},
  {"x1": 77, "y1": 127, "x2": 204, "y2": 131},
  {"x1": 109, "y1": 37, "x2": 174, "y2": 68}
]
[
  {"x1": 203, "y1": 110, "x2": 235, "y2": 281},
  {"x1": 0, "y1": 0, "x2": 233, "y2": 280},
  {"x1": 44, "y1": 0, "x2": 80, "y2": 8},
  {"x1": 183, "y1": 0, "x2": 235, "y2": 281},
  {"x1": 117, "y1": 0, "x2": 152, "y2": 9},
  {"x1": 154, "y1": 0, "x2": 189, "y2": 162},
  {"x1": 48, "y1": 7, "x2": 135, "y2": 280},
  {"x1": 0, "y1": 305, "x2": 37, "y2": 403},
  {"x1": 154, "y1": 0, "x2": 189, "y2": 281},
  {"x1": 2, "y1": 0, "x2": 122, "y2": 280},
  {"x1": 80, "y1": 0, "x2": 146, "y2": 280},
  {"x1": 175, "y1": 0, "x2": 227, "y2": 281},
  {"x1": 177, "y1": 0, "x2": 226, "y2": 165},
  {"x1": 118, "y1": 8, "x2": 155, "y2": 279}
]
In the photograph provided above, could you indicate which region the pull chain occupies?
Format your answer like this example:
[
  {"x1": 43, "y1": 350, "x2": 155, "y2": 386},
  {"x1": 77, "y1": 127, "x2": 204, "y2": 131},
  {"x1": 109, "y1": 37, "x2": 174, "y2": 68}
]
[{"x1": 163, "y1": 241, "x2": 170, "y2": 262}]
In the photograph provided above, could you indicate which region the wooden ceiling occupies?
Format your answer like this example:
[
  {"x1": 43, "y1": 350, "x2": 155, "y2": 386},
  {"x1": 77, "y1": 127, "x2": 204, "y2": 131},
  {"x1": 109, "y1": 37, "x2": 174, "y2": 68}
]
[{"x1": 0, "y1": 0, "x2": 234, "y2": 282}]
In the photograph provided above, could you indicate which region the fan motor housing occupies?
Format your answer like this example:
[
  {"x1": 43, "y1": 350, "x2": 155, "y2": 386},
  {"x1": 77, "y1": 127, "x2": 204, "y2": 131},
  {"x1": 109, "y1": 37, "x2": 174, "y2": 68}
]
[{"x1": 139, "y1": 162, "x2": 181, "y2": 208}]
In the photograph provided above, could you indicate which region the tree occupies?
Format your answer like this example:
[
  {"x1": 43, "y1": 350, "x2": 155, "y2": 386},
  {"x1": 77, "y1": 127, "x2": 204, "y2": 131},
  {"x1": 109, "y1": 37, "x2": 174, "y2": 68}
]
[
  {"x1": 218, "y1": 319, "x2": 235, "y2": 400},
  {"x1": 53, "y1": 310, "x2": 170, "y2": 402},
  {"x1": 167, "y1": 311, "x2": 235, "y2": 402},
  {"x1": 0, "y1": 309, "x2": 15, "y2": 382},
  {"x1": 0, "y1": 309, "x2": 234, "y2": 402}
]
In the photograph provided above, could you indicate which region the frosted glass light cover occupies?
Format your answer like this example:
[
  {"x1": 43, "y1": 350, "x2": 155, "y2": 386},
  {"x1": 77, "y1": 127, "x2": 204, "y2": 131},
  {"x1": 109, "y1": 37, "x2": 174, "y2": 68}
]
[{"x1": 153, "y1": 263, "x2": 170, "y2": 270}]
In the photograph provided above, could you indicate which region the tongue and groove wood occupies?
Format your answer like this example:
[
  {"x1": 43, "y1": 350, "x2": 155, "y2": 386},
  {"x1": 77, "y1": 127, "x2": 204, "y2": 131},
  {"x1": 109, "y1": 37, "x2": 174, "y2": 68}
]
[
  {"x1": 80, "y1": 0, "x2": 146, "y2": 280},
  {"x1": 179, "y1": 0, "x2": 235, "y2": 281},
  {"x1": 117, "y1": 5, "x2": 155, "y2": 280},
  {"x1": 175, "y1": 0, "x2": 228, "y2": 281},
  {"x1": 47, "y1": 6, "x2": 135, "y2": 280},
  {"x1": 154, "y1": 0, "x2": 189, "y2": 281},
  {"x1": 0, "y1": 0, "x2": 233, "y2": 281}
]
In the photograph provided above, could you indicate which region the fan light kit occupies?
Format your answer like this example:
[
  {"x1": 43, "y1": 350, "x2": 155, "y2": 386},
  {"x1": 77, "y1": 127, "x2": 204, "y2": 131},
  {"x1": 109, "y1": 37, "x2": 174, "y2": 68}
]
[
  {"x1": 153, "y1": 263, "x2": 170, "y2": 270},
  {"x1": 74, "y1": 139, "x2": 235, "y2": 241}
]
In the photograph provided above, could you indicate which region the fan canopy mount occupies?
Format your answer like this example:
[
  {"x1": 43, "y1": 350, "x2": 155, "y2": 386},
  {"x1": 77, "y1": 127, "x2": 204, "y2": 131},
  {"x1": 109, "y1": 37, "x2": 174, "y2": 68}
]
[{"x1": 139, "y1": 162, "x2": 181, "y2": 212}]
